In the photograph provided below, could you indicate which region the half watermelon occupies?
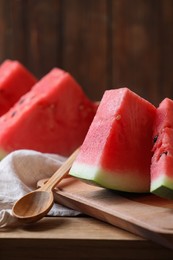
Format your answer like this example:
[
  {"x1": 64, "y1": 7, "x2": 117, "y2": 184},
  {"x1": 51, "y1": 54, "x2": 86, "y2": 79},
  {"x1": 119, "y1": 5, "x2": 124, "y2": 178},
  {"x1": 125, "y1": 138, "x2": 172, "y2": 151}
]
[
  {"x1": 151, "y1": 98, "x2": 173, "y2": 199},
  {"x1": 0, "y1": 68, "x2": 97, "y2": 157},
  {"x1": 69, "y1": 88, "x2": 156, "y2": 193},
  {"x1": 0, "y1": 59, "x2": 37, "y2": 116}
]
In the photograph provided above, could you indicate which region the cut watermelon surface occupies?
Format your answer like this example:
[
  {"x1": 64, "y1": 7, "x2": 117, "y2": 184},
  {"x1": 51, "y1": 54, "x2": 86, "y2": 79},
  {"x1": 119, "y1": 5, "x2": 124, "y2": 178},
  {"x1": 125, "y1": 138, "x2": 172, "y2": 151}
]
[
  {"x1": 0, "y1": 68, "x2": 97, "y2": 157},
  {"x1": 151, "y1": 98, "x2": 173, "y2": 199},
  {"x1": 69, "y1": 88, "x2": 156, "y2": 193},
  {"x1": 0, "y1": 59, "x2": 37, "y2": 116}
]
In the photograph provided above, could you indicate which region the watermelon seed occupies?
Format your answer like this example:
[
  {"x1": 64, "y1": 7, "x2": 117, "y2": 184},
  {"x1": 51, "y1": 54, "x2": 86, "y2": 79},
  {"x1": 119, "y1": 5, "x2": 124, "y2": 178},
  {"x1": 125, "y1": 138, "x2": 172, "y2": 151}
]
[
  {"x1": 11, "y1": 111, "x2": 17, "y2": 117},
  {"x1": 159, "y1": 151, "x2": 168, "y2": 159},
  {"x1": 30, "y1": 95, "x2": 36, "y2": 100},
  {"x1": 18, "y1": 98, "x2": 25, "y2": 105},
  {"x1": 153, "y1": 135, "x2": 158, "y2": 143},
  {"x1": 157, "y1": 150, "x2": 168, "y2": 162},
  {"x1": 115, "y1": 114, "x2": 121, "y2": 120}
]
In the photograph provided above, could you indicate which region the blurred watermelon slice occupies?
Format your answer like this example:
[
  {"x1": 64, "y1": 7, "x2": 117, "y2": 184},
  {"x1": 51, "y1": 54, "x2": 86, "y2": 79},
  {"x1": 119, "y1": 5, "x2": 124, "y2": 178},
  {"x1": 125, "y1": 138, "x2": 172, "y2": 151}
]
[
  {"x1": 70, "y1": 88, "x2": 156, "y2": 193},
  {"x1": 0, "y1": 59, "x2": 37, "y2": 115},
  {"x1": 151, "y1": 98, "x2": 173, "y2": 199},
  {"x1": 0, "y1": 68, "x2": 97, "y2": 157}
]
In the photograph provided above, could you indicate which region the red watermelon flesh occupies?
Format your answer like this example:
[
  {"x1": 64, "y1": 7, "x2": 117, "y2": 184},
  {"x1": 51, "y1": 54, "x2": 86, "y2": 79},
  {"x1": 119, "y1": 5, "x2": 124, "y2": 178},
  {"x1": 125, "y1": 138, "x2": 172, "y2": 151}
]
[
  {"x1": 0, "y1": 68, "x2": 97, "y2": 157},
  {"x1": 69, "y1": 88, "x2": 156, "y2": 193},
  {"x1": 151, "y1": 98, "x2": 173, "y2": 199},
  {"x1": 0, "y1": 59, "x2": 37, "y2": 116}
]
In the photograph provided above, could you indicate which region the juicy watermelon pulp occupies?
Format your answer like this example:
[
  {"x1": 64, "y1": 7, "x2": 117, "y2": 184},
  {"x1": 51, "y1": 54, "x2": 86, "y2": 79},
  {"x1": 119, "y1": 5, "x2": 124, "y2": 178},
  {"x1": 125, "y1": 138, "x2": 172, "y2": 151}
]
[
  {"x1": 151, "y1": 98, "x2": 173, "y2": 199},
  {"x1": 0, "y1": 59, "x2": 37, "y2": 116},
  {"x1": 0, "y1": 68, "x2": 97, "y2": 157},
  {"x1": 69, "y1": 88, "x2": 156, "y2": 193}
]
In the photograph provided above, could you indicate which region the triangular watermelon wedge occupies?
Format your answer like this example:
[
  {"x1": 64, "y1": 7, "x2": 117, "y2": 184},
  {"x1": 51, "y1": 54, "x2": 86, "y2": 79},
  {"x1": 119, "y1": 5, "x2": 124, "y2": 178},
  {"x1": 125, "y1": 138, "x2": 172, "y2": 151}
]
[
  {"x1": 0, "y1": 68, "x2": 97, "y2": 157},
  {"x1": 151, "y1": 98, "x2": 173, "y2": 199},
  {"x1": 0, "y1": 59, "x2": 37, "y2": 115},
  {"x1": 69, "y1": 88, "x2": 156, "y2": 193}
]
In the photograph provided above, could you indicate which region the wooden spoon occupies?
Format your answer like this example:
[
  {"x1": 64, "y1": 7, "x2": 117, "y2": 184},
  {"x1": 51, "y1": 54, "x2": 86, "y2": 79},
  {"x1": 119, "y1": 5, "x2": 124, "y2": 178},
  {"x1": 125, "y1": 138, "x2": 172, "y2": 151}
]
[{"x1": 12, "y1": 148, "x2": 79, "y2": 223}]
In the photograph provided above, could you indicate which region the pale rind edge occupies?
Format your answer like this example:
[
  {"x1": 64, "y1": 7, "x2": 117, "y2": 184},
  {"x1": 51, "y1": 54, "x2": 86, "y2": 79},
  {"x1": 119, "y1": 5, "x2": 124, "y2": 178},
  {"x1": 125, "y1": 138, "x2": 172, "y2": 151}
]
[
  {"x1": 0, "y1": 148, "x2": 7, "y2": 160},
  {"x1": 151, "y1": 175, "x2": 173, "y2": 199},
  {"x1": 69, "y1": 162, "x2": 149, "y2": 193}
]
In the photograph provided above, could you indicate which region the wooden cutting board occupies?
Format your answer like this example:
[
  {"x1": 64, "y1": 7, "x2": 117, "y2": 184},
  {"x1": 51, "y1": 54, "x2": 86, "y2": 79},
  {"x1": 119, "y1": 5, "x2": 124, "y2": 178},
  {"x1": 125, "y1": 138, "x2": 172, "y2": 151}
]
[{"x1": 53, "y1": 177, "x2": 173, "y2": 250}]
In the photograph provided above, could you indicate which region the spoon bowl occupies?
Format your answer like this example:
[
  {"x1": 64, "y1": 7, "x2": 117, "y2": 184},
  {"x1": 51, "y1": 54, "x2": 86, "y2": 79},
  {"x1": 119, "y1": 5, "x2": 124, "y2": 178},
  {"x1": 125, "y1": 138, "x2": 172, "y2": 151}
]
[
  {"x1": 12, "y1": 148, "x2": 79, "y2": 223},
  {"x1": 12, "y1": 190, "x2": 54, "y2": 223}
]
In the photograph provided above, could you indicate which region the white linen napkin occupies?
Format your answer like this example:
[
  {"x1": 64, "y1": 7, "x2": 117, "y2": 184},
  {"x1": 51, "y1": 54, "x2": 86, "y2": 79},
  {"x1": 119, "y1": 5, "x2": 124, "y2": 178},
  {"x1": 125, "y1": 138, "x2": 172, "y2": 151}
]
[{"x1": 0, "y1": 149, "x2": 80, "y2": 228}]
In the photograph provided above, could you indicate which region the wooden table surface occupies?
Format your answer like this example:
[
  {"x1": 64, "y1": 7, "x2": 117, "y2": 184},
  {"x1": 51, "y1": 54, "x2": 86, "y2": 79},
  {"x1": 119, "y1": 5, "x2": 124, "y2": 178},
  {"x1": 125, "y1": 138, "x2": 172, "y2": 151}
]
[{"x1": 1, "y1": 216, "x2": 173, "y2": 260}]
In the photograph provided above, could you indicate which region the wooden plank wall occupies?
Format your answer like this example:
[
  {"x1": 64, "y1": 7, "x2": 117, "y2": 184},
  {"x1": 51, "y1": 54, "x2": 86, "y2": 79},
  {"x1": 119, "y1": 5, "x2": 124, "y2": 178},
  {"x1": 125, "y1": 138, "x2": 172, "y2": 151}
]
[{"x1": 0, "y1": 0, "x2": 173, "y2": 106}]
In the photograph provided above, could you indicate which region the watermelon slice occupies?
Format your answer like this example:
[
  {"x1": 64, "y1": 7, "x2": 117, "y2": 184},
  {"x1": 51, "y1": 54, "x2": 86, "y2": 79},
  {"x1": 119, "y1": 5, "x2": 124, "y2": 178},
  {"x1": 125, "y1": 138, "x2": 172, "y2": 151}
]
[
  {"x1": 151, "y1": 98, "x2": 173, "y2": 199},
  {"x1": 69, "y1": 88, "x2": 156, "y2": 193},
  {"x1": 0, "y1": 68, "x2": 97, "y2": 157},
  {"x1": 0, "y1": 59, "x2": 37, "y2": 116}
]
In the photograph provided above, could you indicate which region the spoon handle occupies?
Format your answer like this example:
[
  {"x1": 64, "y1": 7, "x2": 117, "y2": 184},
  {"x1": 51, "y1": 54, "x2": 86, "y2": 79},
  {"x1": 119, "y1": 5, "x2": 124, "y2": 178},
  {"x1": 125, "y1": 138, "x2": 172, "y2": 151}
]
[{"x1": 41, "y1": 148, "x2": 79, "y2": 192}]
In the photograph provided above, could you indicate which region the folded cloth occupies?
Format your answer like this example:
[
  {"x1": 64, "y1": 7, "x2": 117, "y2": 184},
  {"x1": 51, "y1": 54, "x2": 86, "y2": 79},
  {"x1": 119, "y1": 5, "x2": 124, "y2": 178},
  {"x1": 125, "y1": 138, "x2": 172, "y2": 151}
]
[{"x1": 0, "y1": 149, "x2": 80, "y2": 228}]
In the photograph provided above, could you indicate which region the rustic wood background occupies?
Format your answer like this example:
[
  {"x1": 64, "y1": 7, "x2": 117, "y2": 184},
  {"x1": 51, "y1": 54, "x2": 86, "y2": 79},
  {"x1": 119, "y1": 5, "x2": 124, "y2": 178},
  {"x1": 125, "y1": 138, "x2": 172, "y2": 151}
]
[{"x1": 0, "y1": 0, "x2": 173, "y2": 106}]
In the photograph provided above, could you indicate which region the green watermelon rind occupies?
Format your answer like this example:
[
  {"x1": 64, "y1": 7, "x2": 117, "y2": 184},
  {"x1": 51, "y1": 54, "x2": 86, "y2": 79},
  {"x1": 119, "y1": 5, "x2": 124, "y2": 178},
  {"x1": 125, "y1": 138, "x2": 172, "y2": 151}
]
[
  {"x1": 150, "y1": 175, "x2": 173, "y2": 199},
  {"x1": 0, "y1": 148, "x2": 7, "y2": 160},
  {"x1": 69, "y1": 162, "x2": 149, "y2": 193}
]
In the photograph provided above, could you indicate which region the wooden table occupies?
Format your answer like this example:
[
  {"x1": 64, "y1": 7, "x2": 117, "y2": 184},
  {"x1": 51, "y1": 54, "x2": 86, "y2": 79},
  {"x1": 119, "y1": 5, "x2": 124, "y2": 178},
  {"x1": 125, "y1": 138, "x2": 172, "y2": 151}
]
[{"x1": 1, "y1": 216, "x2": 173, "y2": 260}]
